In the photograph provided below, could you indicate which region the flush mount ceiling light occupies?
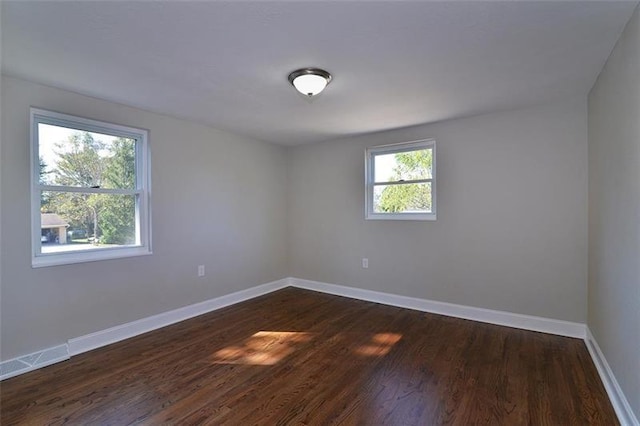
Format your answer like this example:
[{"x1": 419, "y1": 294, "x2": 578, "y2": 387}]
[{"x1": 288, "y1": 67, "x2": 332, "y2": 97}]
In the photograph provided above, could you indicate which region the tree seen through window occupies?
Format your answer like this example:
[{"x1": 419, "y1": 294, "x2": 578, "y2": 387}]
[
  {"x1": 376, "y1": 148, "x2": 433, "y2": 213},
  {"x1": 40, "y1": 130, "x2": 136, "y2": 246}
]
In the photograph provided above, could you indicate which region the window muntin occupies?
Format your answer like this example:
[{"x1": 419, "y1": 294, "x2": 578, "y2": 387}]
[
  {"x1": 31, "y1": 108, "x2": 151, "y2": 267},
  {"x1": 365, "y1": 139, "x2": 436, "y2": 220}
]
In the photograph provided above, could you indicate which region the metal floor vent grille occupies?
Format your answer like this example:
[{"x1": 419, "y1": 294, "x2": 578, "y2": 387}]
[
  {"x1": 1, "y1": 344, "x2": 69, "y2": 381},
  {"x1": 0, "y1": 359, "x2": 30, "y2": 377}
]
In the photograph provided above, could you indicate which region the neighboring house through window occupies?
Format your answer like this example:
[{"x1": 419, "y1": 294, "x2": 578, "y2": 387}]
[
  {"x1": 41, "y1": 213, "x2": 69, "y2": 244},
  {"x1": 31, "y1": 108, "x2": 151, "y2": 267},
  {"x1": 365, "y1": 139, "x2": 436, "y2": 220}
]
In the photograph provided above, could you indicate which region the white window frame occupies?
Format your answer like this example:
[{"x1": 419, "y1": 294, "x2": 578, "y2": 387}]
[
  {"x1": 365, "y1": 139, "x2": 436, "y2": 221},
  {"x1": 30, "y1": 108, "x2": 152, "y2": 267}
]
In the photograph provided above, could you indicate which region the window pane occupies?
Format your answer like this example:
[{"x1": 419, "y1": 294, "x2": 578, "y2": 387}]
[
  {"x1": 40, "y1": 191, "x2": 137, "y2": 254},
  {"x1": 38, "y1": 123, "x2": 136, "y2": 189},
  {"x1": 373, "y1": 182, "x2": 432, "y2": 213},
  {"x1": 374, "y1": 148, "x2": 432, "y2": 183}
]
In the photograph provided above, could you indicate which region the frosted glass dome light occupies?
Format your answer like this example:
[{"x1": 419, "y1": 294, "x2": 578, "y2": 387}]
[{"x1": 288, "y1": 68, "x2": 332, "y2": 97}]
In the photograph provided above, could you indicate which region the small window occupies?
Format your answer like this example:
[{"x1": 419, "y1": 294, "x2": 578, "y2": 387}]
[
  {"x1": 31, "y1": 108, "x2": 151, "y2": 267},
  {"x1": 365, "y1": 139, "x2": 436, "y2": 220}
]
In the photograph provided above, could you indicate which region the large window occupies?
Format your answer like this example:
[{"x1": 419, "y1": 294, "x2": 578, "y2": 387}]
[
  {"x1": 31, "y1": 108, "x2": 151, "y2": 267},
  {"x1": 365, "y1": 139, "x2": 436, "y2": 220}
]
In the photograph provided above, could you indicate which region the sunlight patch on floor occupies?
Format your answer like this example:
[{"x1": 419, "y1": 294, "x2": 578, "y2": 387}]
[
  {"x1": 210, "y1": 331, "x2": 313, "y2": 365},
  {"x1": 355, "y1": 333, "x2": 402, "y2": 357}
]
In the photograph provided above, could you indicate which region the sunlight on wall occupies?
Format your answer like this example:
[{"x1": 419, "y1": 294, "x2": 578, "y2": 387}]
[{"x1": 210, "y1": 331, "x2": 313, "y2": 366}]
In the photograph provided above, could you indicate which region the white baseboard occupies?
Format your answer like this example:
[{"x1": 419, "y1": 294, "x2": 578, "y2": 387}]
[
  {"x1": 3, "y1": 277, "x2": 632, "y2": 424},
  {"x1": 289, "y1": 278, "x2": 586, "y2": 338},
  {"x1": 1, "y1": 278, "x2": 289, "y2": 381},
  {"x1": 0, "y1": 344, "x2": 69, "y2": 381},
  {"x1": 4, "y1": 276, "x2": 632, "y2": 424},
  {"x1": 585, "y1": 328, "x2": 639, "y2": 426},
  {"x1": 0, "y1": 276, "x2": 589, "y2": 382},
  {"x1": 68, "y1": 278, "x2": 289, "y2": 356}
]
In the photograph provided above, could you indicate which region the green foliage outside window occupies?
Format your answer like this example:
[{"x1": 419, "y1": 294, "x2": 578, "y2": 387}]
[
  {"x1": 378, "y1": 149, "x2": 433, "y2": 213},
  {"x1": 41, "y1": 132, "x2": 136, "y2": 245}
]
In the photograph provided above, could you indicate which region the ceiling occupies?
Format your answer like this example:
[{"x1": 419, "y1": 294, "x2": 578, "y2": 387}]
[{"x1": 2, "y1": 1, "x2": 637, "y2": 146}]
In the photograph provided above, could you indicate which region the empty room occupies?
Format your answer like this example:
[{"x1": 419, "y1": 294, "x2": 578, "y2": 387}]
[{"x1": 0, "y1": 1, "x2": 638, "y2": 424}]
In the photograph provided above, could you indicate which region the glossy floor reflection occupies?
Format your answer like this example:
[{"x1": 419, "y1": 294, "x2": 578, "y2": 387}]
[{"x1": 0, "y1": 287, "x2": 618, "y2": 425}]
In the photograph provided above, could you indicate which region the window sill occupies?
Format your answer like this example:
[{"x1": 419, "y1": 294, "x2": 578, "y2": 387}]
[
  {"x1": 32, "y1": 246, "x2": 152, "y2": 268},
  {"x1": 366, "y1": 213, "x2": 437, "y2": 221}
]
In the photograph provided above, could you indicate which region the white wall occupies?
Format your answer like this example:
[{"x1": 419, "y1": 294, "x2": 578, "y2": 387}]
[
  {"x1": 288, "y1": 98, "x2": 588, "y2": 323},
  {"x1": 0, "y1": 77, "x2": 593, "y2": 365},
  {"x1": 588, "y1": 4, "x2": 640, "y2": 420},
  {"x1": 0, "y1": 76, "x2": 288, "y2": 360}
]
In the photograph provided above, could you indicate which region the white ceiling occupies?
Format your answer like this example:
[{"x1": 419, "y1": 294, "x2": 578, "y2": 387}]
[{"x1": 2, "y1": 1, "x2": 637, "y2": 146}]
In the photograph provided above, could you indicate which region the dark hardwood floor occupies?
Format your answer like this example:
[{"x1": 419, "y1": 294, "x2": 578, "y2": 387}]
[{"x1": 0, "y1": 287, "x2": 617, "y2": 425}]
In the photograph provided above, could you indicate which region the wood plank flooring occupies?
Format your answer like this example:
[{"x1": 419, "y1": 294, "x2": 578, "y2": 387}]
[{"x1": 0, "y1": 287, "x2": 618, "y2": 425}]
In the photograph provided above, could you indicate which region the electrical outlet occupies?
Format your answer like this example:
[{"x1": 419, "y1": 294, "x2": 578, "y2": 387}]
[
  {"x1": 198, "y1": 265, "x2": 205, "y2": 277},
  {"x1": 362, "y1": 258, "x2": 369, "y2": 269}
]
